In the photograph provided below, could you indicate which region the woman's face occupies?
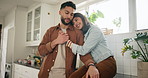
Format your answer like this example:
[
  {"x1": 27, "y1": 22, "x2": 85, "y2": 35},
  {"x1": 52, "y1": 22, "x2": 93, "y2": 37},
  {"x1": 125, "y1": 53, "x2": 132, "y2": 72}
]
[{"x1": 72, "y1": 17, "x2": 83, "y2": 29}]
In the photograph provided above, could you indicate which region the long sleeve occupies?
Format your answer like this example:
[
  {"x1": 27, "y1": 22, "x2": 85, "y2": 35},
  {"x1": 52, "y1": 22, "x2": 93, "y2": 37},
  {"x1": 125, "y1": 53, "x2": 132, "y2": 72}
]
[
  {"x1": 38, "y1": 28, "x2": 53, "y2": 56},
  {"x1": 72, "y1": 26, "x2": 104, "y2": 55},
  {"x1": 76, "y1": 30, "x2": 94, "y2": 66}
]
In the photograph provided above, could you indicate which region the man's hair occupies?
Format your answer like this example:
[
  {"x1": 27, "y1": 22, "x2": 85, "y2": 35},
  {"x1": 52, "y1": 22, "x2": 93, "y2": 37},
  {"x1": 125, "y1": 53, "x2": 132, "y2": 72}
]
[{"x1": 60, "y1": 1, "x2": 76, "y2": 10}]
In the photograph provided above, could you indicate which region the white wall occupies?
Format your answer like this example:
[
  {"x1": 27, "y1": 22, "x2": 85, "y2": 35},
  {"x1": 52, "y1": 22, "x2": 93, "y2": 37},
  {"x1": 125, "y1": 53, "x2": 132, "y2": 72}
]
[
  {"x1": 0, "y1": 6, "x2": 31, "y2": 78},
  {"x1": 0, "y1": 17, "x2": 4, "y2": 24},
  {"x1": 0, "y1": 7, "x2": 16, "y2": 78},
  {"x1": 105, "y1": 32, "x2": 142, "y2": 76},
  {"x1": 6, "y1": 27, "x2": 14, "y2": 63},
  {"x1": 14, "y1": 6, "x2": 30, "y2": 61},
  {"x1": 54, "y1": 4, "x2": 60, "y2": 25},
  {"x1": 4, "y1": 8, "x2": 16, "y2": 28},
  {"x1": 0, "y1": 16, "x2": 3, "y2": 76}
]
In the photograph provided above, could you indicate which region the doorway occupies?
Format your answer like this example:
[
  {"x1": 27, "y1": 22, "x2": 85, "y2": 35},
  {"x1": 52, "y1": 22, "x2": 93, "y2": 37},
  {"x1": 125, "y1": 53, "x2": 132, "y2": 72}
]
[
  {"x1": 0, "y1": 24, "x2": 2, "y2": 77},
  {"x1": 1, "y1": 25, "x2": 14, "y2": 78},
  {"x1": 0, "y1": 24, "x2": 2, "y2": 45}
]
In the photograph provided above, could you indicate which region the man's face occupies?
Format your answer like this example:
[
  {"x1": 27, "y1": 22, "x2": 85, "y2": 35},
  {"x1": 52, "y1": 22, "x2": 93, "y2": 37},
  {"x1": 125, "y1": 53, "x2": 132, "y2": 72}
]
[{"x1": 59, "y1": 6, "x2": 75, "y2": 25}]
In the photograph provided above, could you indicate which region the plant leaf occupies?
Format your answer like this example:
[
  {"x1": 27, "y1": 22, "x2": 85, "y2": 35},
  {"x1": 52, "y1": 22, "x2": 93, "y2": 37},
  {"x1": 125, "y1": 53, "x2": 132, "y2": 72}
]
[
  {"x1": 97, "y1": 10, "x2": 104, "y2": 18},
  {"x1": 131, "y1": 51, "x2": 141, "y2": 59}
]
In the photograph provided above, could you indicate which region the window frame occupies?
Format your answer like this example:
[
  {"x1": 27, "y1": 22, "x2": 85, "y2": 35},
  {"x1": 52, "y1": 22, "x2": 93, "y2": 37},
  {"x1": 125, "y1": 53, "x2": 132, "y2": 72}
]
[{"x1": 76, "y1": 0, "x2": 147, "y2": 35}]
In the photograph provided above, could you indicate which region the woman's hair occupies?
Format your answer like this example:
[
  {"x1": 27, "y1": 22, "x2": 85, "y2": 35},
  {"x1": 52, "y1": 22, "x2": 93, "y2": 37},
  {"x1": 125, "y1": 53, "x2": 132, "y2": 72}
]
[{"x1": 73, "y1": 13, "x2": 91, "y2": 34}]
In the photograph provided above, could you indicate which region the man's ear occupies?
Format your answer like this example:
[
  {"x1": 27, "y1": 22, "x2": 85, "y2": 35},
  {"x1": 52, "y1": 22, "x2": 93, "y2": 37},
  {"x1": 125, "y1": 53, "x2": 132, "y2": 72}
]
[{"x1": 59, "y1": 10, "x2": 61, "y2": 15}]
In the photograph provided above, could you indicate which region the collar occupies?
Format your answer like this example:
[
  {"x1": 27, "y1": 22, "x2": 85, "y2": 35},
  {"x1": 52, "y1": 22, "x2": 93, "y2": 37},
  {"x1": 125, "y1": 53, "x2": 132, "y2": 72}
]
[{"x1": 55, "y1": 23, "x2": 74, "y2": 31}]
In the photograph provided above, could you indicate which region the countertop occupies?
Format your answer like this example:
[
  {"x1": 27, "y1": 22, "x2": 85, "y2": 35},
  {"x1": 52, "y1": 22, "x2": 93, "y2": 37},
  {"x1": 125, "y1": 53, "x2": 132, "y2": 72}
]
[{"x1": 14, "y1": 62, "x2": 40, "y2": 70}]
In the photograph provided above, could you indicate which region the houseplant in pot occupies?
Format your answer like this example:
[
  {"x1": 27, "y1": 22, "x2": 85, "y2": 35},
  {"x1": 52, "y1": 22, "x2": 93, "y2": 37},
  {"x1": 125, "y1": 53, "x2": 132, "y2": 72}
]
[{"x1": 121, "y1": 32, "x2": 148, "y2": 78}]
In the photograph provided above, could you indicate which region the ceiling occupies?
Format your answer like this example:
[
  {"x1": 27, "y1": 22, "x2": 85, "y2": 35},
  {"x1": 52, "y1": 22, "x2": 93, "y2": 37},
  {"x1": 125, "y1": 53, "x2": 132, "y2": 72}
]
[
  {"x1": 0, "y1": 0, "x2": 103, "y2": 17},
  {"x1": 0, "y1": 0, "x2": 90, "y2": 17}
]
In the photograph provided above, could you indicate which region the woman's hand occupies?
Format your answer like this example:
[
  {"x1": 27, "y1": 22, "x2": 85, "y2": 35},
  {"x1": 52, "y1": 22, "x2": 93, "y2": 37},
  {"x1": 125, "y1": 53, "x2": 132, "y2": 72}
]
[
  {"x1": 66, "y1": 40, "x2": 73, "y2": 48},
  {"x1": 86, "y1": 66, "x2": 99, "y2": 78}
]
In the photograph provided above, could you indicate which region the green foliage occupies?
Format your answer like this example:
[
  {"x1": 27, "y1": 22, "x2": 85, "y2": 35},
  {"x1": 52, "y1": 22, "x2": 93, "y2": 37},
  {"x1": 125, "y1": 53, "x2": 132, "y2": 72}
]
[
  {"x1": 131, "y1": 51, "x2": 141, "y2": 59},
  {"x1": 121, "y1": 32, "x2": 148, "y2": 62},
  {"x1": 86, "y1": 10, "x2": 104, "y2": 23},
  {"x1": 135, "y1": 32, "x2": 148, "y2": 41},
  {"x1": 112, "y1": 17, "x2": 121, "y2": 27}
]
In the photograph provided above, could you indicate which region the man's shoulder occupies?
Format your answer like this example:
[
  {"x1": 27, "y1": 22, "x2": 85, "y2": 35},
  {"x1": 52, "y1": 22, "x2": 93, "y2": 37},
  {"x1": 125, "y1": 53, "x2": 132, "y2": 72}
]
[
  {"x1": 72, "y1": 27, "x2": 81, "y2": 32},
  {"x1": 46, "y1": 25, "x2": 58, "y2": 31},
  {"x1": 72, "y1": 27, "x2": 83, "y2": 35}
]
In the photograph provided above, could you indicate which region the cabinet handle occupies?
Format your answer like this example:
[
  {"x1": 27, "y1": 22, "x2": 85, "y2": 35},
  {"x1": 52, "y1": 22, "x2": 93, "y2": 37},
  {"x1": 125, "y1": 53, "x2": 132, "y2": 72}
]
[{"x1": 48, "y1": 12, "x2": 50, "y2": 15}]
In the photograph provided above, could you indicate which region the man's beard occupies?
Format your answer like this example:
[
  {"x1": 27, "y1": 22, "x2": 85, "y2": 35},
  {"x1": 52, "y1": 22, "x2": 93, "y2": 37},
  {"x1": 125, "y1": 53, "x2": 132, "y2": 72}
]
[{"x1": 61, "y1": 17, "x2": 71, "y2": 25}]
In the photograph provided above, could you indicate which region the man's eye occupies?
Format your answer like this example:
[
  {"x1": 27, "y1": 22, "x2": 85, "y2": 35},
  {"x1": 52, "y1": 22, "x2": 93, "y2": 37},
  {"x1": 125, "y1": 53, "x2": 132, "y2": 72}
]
[{"x1": 65, "y1": 12, "x2": 69, "y2": 14}]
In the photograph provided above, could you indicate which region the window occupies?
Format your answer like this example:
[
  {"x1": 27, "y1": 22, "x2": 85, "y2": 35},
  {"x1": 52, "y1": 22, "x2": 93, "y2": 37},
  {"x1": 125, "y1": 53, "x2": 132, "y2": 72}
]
[
  {"x1": 136, "y1": 0, "x2": 148, "y2": 30},
  {"x1": 77, "y1": 0, "x2": 129, "y2": 35},
  {"x1": 78, "y1": 9, "x2": 87, "y2": 16},
  {"x1": 88, "y1": 0, "x2": 129, "y2": 34}
]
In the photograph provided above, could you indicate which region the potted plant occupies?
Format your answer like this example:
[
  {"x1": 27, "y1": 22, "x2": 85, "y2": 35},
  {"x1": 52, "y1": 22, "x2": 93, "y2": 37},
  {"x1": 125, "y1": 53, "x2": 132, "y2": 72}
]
[{"x1": 121, "y1": 32, "x2": 148, "y2": 78}]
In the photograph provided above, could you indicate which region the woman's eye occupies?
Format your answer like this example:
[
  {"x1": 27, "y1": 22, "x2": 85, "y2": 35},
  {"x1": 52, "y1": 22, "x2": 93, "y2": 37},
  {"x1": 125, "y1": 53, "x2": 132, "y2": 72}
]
[{"x1": 75, "y1": 19, "x2": 78, "y2": 21}]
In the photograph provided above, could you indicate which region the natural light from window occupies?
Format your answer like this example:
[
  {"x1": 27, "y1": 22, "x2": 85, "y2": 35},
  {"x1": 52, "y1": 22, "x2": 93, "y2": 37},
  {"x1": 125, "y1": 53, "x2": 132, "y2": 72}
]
[
  {"x1": 136, "y1": 0, "x2": 148, "y2": 30},
  {"x1": 87, "y1": 0, "x2": 129, "y2": 34}
]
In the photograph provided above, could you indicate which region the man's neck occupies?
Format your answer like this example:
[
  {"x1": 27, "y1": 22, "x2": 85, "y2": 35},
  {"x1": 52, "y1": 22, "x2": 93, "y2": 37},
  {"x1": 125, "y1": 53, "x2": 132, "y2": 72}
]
[{"x1": 60, "y1": 22, "x2": 69, "y2": 29}]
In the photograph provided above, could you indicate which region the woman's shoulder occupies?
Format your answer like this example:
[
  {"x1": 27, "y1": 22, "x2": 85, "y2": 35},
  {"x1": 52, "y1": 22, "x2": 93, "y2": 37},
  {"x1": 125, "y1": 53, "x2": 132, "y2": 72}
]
[{"x1": 89, "y1": 24, "x2": 101, "y2": 32}]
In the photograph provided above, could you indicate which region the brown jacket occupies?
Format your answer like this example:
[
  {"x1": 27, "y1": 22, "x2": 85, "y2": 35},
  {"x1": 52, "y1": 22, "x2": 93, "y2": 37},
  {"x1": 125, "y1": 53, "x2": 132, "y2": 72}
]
[{"x1": 38, "y1": 24, "x2": 94, "y2": 78}]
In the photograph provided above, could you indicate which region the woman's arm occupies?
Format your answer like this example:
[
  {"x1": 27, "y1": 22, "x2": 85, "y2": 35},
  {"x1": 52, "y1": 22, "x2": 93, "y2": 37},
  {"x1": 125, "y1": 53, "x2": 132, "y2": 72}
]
[
  {"x1": 75, "y1": 29, "x2": 95, "y2": 66},
  {"x1": 71, "y1": 27, "x2": 104, "y2": 55}
]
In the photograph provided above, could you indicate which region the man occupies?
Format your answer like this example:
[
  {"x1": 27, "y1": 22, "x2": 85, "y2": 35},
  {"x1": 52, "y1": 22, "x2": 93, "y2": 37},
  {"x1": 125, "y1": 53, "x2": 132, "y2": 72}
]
[{"x1": 38, "y1": 1, "x2": 94, "y2": 78}]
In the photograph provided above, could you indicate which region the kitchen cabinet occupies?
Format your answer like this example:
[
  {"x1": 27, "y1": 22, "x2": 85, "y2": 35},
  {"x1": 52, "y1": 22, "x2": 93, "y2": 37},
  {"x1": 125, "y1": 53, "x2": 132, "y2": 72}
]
[
  {"x1": 26, "y1": 3, "x2": 55, "y2": 46},
  {"x1": 13, "y1": 64, "x2": 39, "y2": 78}
]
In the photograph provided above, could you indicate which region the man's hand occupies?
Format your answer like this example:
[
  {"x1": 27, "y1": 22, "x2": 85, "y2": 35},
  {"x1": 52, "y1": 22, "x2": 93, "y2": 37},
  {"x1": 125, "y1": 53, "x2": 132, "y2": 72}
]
[
  {"x1": 55, "y1": 30, "x2": 69, "y2": 44},
  {"x1": 86, "y1": 66, "x2": 99, "y2": 78},
  {"x1": 50, "y1": 31, "x2": 69, "y2": 49}
]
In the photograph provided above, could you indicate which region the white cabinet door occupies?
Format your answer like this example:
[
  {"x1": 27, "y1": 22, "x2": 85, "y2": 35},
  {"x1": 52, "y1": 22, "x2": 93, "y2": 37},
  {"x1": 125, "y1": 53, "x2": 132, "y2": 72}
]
[
  {"x1": 13, "y1": 64, "x2": 39, "y2": 78},
  {"x1": 26, "y1": 3, "x2": 55, "y2": 46},
  {"x1": 26, "y1": 11, "x2": 33, "y2": 42},
  {"x1": 14, "y1": 71, "x2": 20, "y2": 78},
  {"x1": 14, "y1": 71, "x2": 26, "y2": 78},
  {"x1": 33, "y1": 6, "x2": 41, "y2": 41},
  {"x1": 30, "y1": 68, "x2": 39, "y2": 78}
]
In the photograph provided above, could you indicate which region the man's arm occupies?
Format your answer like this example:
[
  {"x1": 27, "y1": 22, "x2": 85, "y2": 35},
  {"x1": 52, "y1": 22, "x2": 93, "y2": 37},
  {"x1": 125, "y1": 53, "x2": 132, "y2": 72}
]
[
  {"x1": 38, "y1": 28, "x2": 53, "y2": 56},
  {"x1": 38, "y1": 29, "x2": 69, "y2": 56}
]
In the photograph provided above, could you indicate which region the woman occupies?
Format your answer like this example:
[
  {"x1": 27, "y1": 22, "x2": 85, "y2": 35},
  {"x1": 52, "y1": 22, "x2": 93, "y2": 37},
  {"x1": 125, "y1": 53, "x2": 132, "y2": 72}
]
[{"x1": 67, "y1": 13, "x2": 117, "y2": 78}]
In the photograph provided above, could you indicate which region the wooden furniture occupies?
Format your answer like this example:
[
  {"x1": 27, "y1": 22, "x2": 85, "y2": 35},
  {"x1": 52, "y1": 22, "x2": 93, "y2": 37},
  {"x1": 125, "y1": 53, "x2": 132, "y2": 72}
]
[{"x1": 101, "y1": 28, "x2": 113, "y2": 35}]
